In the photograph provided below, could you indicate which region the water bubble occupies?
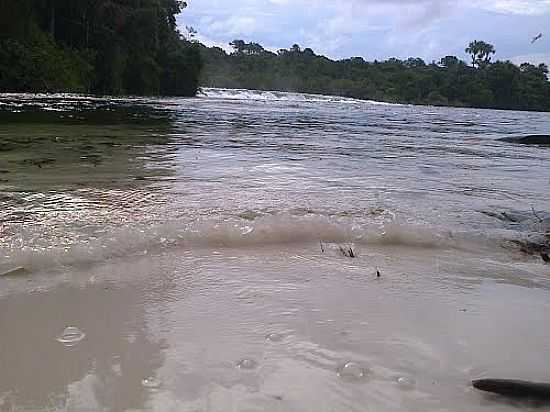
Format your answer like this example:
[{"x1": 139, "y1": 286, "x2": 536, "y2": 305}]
[
  {"x1": 237, "y1": 359, "x2": 258, "y2": 370},
  {"x1": 56, "y1": 326, "x2": 85, "y2": 347},
  {"x1": 337, "y1": 362, "x2": 369, "y2": 382},
  {"x1": 241, "y1": 226, "x2": 254, "y2": 235},
  {"x1": 396, "y1": 376, "x2": 416, "y2": 390},
  {"x1": 266, "y1": 333, "x2": 283, "y2": 342},
  {"x1": 141, "y1": 377, "x2": 161, "y2": 389},
  {"x1": 112, "y1": 363, "x2": 122, "y2": 376}
]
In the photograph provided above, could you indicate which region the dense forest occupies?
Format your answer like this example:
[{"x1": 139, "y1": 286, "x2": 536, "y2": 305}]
[
  {"x1": 0, "y1": 0, "x2": 202, "y2": 95},
  {"x1": 1, "y1": 2, "x2": 549, "y2": 112},
  {"x1": 198, "y1": 40, "x2": 550, "y2": 111}
]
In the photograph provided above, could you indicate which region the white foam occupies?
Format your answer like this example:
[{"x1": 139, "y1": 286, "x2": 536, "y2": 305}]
[
  {"x1": 0, "y1": 89, "x2": 397, "y2": 107},
  {"x1": 197, "y1": 87, "x2": 397, "y2": 106},
  {"x1": 0, "y1": 214, "x2": 486, "y2": 274}
]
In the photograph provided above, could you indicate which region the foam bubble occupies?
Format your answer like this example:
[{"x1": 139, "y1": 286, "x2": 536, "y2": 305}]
[
  {"x1": 337, "y1": 362, "x2": 369, "y2": 382},
  {"x1": 396, "y1": 376, "x2": 416, "y2": 390},
  {"x1": 56, "y1": 326, "x2": 85, "y2": 347},
  {"x1": 141, "y1": 377, "x2": 161, "y2": 389},
  {"x1": 237, "y1": 359, "x2": 258, "y2": 370},
  {"x1": 266, "y1": 333, "x2": 284, "y2": 342}
]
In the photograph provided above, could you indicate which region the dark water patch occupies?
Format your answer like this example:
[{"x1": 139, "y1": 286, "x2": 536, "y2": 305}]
[
  {"x1": 0, "y1": 96, "x2": 173, "y2": 126},
  {"x1": 499, "y1": 135, "x2": 550, "y2": 146}
]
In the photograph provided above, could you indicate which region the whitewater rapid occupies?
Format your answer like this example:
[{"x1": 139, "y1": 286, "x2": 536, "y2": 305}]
[{"x1": 197, "y1": 87, "x2": 396, "y2": 105}]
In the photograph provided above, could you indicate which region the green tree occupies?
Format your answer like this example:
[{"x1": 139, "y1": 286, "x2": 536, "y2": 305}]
[
  {"x1": 439, "y1": 56, "x2": 460, "y2": 68},
  {"x1": 198, "y1": 39, "x2": 550, "y2": 111},
  {"x1": 0, "y1": 0, "x2": 202, "y2": 95},
  {"x1": 465, "y1": 40, "x2": 495, "y2": 68}
]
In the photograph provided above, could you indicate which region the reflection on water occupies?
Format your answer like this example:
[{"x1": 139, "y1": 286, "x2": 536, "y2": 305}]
[
  {"x1": 1, "y1": 92, "x2": 550, "y2": 411},
  {"x1": 0, "y1": 280, "x2": 164, "y2": 411}
]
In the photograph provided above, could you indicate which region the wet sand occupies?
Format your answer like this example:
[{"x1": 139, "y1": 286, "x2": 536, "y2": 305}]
[{"x1": 1, "y1": 242, "x2": 550, "y2": 411}]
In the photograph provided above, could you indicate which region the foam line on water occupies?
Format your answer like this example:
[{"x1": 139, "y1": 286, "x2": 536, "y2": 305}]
[
  {"x1": 197, "y1": 87, "x2": 397, "y2": 106},
  {"x1": 0, "y1": 214, "x2": 501, "y2": 274}
]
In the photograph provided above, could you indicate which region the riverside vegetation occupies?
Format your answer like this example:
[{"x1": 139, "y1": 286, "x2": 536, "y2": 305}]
[
  {"x1": 198, "y1": 39, "x2": 550, "y2": 111},
  {"x1": 0, "y1": 0, "x2": 202, "y2": 96},
  {"x1": 1, "y1": 1, "x2": 549, "y2": 111}
]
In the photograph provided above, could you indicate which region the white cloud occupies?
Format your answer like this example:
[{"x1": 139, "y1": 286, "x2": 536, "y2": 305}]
[
  {"x1": 179, "y1": 0, "x2": 550, "y2": 62},
  {"x1": 480, "y1": 0, "x2": 550, "y2": 15},
  {"x1": 207, "y1": 15, "x2": 259, "y2": 36},
  {"x1": 263, "y1": 0, "x2": 550, "y2": 16},
  {"x1": 194, "y1": 34, "x2": 233, "y2": 53}
]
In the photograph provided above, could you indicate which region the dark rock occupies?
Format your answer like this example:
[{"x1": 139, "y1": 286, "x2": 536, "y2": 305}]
[
  {"x1": 499, "y1": 135, "x2": 550, "y2": 146},
  {"x1": 473, "y1": 379, "x2": 550, "y2": 401},
  {"x1": 481, "y1": 208, "x2": 550, "y2": 258}
]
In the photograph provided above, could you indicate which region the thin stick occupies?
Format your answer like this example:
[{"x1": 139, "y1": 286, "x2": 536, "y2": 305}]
[{"x1": 531, "y1": 206, "x2": 544, "y2": 223}]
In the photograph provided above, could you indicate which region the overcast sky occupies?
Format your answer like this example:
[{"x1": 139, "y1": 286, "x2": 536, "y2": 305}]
[{"x1": 177, "y1": 0, "x2": 550, "y2": 65}]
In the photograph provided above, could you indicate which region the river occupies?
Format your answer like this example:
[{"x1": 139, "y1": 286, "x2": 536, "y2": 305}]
[{"x1": 1, "y1": 89, "x2": 549, "y2": 411}]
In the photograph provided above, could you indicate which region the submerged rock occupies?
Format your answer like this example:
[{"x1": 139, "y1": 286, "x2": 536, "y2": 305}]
[
  {"x1": 499, "y1": 135, "x2": 550, "y2": 146},
  {"x1": 481, "y1": 208, "x2": 550, "y2": 259}
]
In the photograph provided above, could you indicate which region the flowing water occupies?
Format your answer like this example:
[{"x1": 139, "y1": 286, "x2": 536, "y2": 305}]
[{"x1": 0, "y1": 89, "x2": 550, "y2": 411}]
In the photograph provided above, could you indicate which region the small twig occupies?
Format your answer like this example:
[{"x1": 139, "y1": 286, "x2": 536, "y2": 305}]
[
  {"x1": 338, "y1": 245, "x2": 356, "y2": 258},
  {"x1": 320, "y1": 241, "x2": 325, "y2": 253},
  {"x1": 531, "y1": 206, "x2": 544, "y2": 223}
]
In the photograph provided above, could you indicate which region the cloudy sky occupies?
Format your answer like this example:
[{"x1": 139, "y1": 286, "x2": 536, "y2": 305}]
[{"x1": 177, "y1": 0, "x2": 550, "y2": 65}]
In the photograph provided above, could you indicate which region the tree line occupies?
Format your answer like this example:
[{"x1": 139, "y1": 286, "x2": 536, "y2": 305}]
[
  {"x1": 0, "y1": 0, "x2": 202, "y2": 96},
  {"x1": 198, "y1": 40, "x2": 550, "y2": 112},
  {"x1": 1, "y1": 5, "x2": 549, "y2": 113}
]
